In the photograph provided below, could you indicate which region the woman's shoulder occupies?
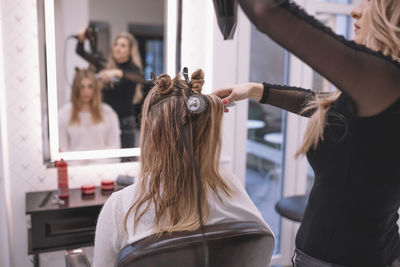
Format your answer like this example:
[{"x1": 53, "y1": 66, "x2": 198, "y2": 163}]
[
  {"x1": 101, "y1": 103, "x2": 114, "y2": 112},
  {"x1": 101, "y1": 103, "x2": 118, "y2": 115},
  {"x1": 111, "y1": 183, "x2": 138, "y2": 207},
  {"x1": 100, "y1": 183, "x2": 138, "y2": 219},
  {"x1": 215, "y1": 166, "x2": 247, "y2": 201},
  {"x1": 58, "y1": 103, "x2": 73, "y2": 122},
  {"x1": 218, "y1": 167, "x2": 243, "y2": 189},
  {"x1": 109, "y1": 182, "x2": 137, "y2": 197},
  {"x1": 209, "y1": 167, "x2": 271, "y2": 232}
]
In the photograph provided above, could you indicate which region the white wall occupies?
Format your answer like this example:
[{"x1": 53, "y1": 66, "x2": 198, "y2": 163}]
[
  {"x1": 0, "y1": 1, "x2": 11, "y2": 263},
  {"x1": 89, "y1": 0, "x2": 164, "y2": 42}
]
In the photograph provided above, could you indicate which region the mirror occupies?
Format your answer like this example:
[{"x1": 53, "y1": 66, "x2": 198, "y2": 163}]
[{"x1": 37, "y1": 0, "x2": 181, "y2": 164}]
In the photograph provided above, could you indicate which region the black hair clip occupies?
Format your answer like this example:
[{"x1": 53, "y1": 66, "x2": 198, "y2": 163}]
[
  {"x1": 144, "y1": 72, "x2": 157, "y2": 92},
  {"x1": 183, "y1": 67, "x2": 194, "y2": 95},
  {"x1": 150, "y1": 72, "x2": 157, "y2": 81},
  {"x1": 183, "y1": 67, "x2": 208, "y2": 114}
]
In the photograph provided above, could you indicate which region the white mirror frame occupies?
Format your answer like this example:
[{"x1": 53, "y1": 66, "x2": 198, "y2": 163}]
[{"x1": 43, "y1": 0, "x2": 179, "y2": 162}]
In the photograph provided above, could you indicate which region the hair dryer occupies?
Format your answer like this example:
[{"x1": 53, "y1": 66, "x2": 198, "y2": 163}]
[
  {"x1": 212, "y1": 0, "x2": 238, "y2": 40},
  {"x1": 70, "y1": 25, "x2": 98, "y2": 55}
]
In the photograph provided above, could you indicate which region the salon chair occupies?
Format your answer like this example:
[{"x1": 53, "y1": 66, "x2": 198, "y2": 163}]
[
  {"x1": 275, "y1": 195, "x2": 308, "y2": 223},
  {"x1": 66, "y1": 221, "x2": 274, "y2": 267}
]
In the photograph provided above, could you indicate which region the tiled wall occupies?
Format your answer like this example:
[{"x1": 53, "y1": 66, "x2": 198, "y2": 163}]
[{"x1": 0, "y1": 0, "x2": 138, "y2": 266}]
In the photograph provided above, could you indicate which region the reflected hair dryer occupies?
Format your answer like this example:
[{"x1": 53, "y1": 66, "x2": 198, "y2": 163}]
[
  {"x1": 212, "y1": 0, "x2": 238, "y2": 40},
  {"x1": 84, "y1": 25, "x2": 98, "y2": 55},
  {"x1": 71, "y1": 25, "x2": 98, "y2": 55}
]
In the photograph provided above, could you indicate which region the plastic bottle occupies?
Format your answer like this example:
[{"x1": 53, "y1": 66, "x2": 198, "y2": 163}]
[{"x1": 55, "y1": 159, "x2": 69, "y2": 199}]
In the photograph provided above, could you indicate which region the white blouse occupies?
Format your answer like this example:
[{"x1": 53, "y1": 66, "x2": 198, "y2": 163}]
[
  {"x1": 58, "y1": 103, "x2": 121, "y2": 152},
  {"x1": 93, "y1": 168, "x2": 274, "y2": 267}
]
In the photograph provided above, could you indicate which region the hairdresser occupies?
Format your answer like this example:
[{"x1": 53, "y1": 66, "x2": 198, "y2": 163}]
[
  {"x1": 76, "y1": 28, "x2": 146, "y2": 148},
  {"x1": 213, "y1": 0, "x2": 400, "y2": 266}
]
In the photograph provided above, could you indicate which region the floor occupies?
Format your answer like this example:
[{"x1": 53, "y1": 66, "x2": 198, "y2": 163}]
[{"x1": 39, "y1": 246, "x2": 93, "y2": 267}]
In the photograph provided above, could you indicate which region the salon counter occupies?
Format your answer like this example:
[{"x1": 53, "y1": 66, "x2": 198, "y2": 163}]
[{"x1": 26, "y1": 187, "x2": 115, "y2": 266}]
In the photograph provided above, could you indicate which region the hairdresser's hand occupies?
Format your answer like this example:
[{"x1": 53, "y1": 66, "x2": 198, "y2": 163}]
[
  {"x1": 77, "y1": 27, "x2": 88, "y2": 42},
  {"x1": 98, "y1": 69, "x2": 123, "y2": 82},
  {"x1": 212, "y1": 82, "x2": 263, "y2": 112}
]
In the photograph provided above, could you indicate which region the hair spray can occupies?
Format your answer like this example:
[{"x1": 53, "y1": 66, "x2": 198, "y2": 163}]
[{"x1": 55, "y1": 159, "x2": 69, "y2": 199}]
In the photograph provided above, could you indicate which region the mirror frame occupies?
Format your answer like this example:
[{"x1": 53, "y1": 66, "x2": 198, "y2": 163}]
[{"x1": 39, "y1": 0, "x2": 180, "y2": 162}]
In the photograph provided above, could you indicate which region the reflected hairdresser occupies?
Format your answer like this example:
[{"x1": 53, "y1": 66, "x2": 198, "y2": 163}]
[{"x1": 76, "y1": 30, "x2": 145, "y2": 150}]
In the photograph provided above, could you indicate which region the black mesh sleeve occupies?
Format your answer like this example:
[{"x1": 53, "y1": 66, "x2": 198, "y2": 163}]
[
  {"x1": 260, "y1": 83, "x2": 316, "y2": 117},
  {"x1": 75, "y1": 41, "x2": 106, "y2": 72},
  {"x1": 239, "y1": 0, "x2": 400, "y2": 116}
]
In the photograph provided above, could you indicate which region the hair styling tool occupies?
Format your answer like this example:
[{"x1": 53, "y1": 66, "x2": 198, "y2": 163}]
[
  {"x1": 95, "y1": 73, "x2": 120, "y2": 83},
  {"x1": 212, "y1": 0, "x2": 238, "y2": 40},
  {"x1": 183, "y1": 67, "x2": 208, "y2": 114},
  {"x1": 70, "y1": 26, "x2": 98, "y2": 55}
]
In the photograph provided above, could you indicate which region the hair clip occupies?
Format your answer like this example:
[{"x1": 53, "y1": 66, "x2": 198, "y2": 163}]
[
  {"x1": 144, "y1": 72, "x2": 157, "y2": 91},
  {"x1": 183, "y1": 67, "x2": 208, "y2": 114},
  {"x1": 183, "y1": 67, "x2": 195, "y2": 95}
]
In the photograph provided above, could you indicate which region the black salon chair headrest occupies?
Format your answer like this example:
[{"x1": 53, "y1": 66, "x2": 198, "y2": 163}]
[{"x1": 116, "y1": 221, "x2": 274, "y2": 267}]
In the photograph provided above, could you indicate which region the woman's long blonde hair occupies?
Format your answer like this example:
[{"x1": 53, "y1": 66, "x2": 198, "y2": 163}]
[
  {"x1": 295, "y1": 0, "x2": 400, "y2": 157},
  {"x1": 124, "y1": 69, "x2": 231, "y2": 234},
  {"x1": 69, "y1": 68, "x2": 103, "y2": 125}
]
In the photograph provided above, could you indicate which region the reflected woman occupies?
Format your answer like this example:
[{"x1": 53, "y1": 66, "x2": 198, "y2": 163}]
[
  {"x1": 58, "y1": 68, "x2": 120, "y2": 153},
  {"x1": 76, "y1": 29, "x2": 146, "y2": 148}
]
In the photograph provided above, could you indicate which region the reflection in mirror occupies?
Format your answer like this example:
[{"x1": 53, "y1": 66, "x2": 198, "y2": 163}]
[
  {"x1": 56, "y1": 0, "x2": 163, "y2": 154},
  {"x1": 58, "y1": 69, "x2": 122, "y2": 154},
  {"x1": 38, "y1": 0, "x2": 180, "y2": 164}
]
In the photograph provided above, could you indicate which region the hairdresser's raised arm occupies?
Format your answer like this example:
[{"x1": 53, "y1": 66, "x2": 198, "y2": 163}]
[
  {"x1": 75, "y1": 42, "x2": 105, "y2": 72},
  {"x1": 213, "y1": 82, "x2": 316, "y2": 117},
  {"x1": 121, "y1": 70, "x2": 146, "y2": 84},
  {"x1": 98, "y1": 69, "x2": 145, "y2": 84},
  {"x1": 238, "y1": 0, "x2": 400, "y2": 116}
]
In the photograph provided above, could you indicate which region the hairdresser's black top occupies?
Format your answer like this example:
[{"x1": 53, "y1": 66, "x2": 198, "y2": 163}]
[
  {"x1": 239, "y1": 0, "x2": 400, "y2": 266},
  {"x1": 102, "y1": 61, "x2": 142, "y2": 118},
  {"x1": 76, "y1": 41, "x2": 145, "y2": 118}
]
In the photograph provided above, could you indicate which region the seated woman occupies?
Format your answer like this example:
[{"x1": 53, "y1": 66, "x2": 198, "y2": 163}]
[
  {"x1": 93, "y1": 69, "x2": 272, "y2": 266},
  {"x1": 58, "y1": 68, "x2": 120, "y2": 154}
]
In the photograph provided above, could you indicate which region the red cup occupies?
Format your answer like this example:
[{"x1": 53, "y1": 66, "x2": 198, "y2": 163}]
[
  {"x1": 101, "y1": 179, "x2": 115, "y2": 191},
  {"x1": 81, "y1": 184, "x2": 95, "y2": 195}
]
